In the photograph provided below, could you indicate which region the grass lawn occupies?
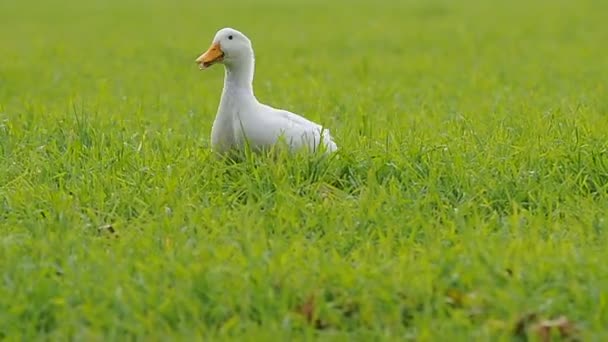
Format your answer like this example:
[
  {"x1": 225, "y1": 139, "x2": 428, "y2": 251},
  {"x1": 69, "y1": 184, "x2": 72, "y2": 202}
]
[{"x1": 1, "y1": 0, "x2": 607, "y2": 340}]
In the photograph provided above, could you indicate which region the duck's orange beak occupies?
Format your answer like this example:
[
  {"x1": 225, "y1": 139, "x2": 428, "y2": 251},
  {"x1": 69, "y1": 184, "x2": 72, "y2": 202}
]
[{"x1": 196, "y1": 42, "x2": 224, "y2": 69}]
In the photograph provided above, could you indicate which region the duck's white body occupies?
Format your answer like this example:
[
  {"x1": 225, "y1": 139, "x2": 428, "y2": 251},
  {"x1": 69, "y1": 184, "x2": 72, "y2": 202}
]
[
  {"x1": 196, "y1": 28, "x2": 337, "y2": 154},
  {"x1": 211, "y1": 80, "x2": 336, "y2": 154}
]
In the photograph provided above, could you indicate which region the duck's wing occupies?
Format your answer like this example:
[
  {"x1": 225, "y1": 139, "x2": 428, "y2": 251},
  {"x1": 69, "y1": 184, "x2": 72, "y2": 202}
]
[{"x1": 270, "y1": 107, "x2": 337, "y2": 152}]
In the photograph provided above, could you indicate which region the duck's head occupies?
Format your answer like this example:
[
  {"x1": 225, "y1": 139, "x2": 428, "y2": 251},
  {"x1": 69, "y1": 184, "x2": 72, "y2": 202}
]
[{"x1": 196, "y1": 28, "x2": 253, "y2": 70}]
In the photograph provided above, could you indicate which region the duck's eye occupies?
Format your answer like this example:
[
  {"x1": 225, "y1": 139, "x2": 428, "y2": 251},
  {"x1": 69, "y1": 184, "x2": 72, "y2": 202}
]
[{"x1": 228, "y1": 35, "x2": 233, "y2": 40}]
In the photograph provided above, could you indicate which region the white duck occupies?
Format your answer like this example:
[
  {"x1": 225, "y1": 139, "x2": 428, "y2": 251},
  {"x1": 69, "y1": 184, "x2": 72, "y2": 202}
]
[{"x1": 195, "y1": 28, "x2": 338, "y2": 155}]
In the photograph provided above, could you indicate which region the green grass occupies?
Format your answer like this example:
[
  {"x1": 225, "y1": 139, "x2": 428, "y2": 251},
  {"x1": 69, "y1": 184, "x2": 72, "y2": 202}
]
[{"x1": 1, "y1": 0, "x2": 608, "y2": 340}]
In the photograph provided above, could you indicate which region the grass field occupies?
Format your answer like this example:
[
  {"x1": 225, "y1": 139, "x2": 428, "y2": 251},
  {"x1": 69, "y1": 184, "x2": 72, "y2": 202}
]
[{"x1": 2, "y1": 0, "x2": 608, "y2": 340}]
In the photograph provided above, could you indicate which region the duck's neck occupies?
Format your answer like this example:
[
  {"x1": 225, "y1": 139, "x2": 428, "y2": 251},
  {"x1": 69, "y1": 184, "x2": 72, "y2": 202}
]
[{"x1": 223, "y1": 56, "x2": 255, "y2": 97}]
